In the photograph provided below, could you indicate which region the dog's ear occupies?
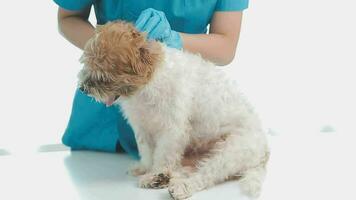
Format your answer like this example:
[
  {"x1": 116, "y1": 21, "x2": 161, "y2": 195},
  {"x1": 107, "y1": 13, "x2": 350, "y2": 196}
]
[{"x1": 131, "y1": 41, "x2": 162, "y2": 75}]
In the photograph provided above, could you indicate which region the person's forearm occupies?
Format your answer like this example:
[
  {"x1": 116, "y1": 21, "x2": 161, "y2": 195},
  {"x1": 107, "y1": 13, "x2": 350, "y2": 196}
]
[
  {"x1": 180, "y1": 33, "x2": 239, "y2": 66},
  {"x1": 58, "y1": 16, "x2": 95, "y2": 50}
]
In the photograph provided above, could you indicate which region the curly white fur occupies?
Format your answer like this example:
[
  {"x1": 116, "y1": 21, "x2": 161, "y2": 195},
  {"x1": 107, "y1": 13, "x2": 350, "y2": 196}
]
[{"x1": 117, "y1": 45, "x2": 270, "y2": 199}]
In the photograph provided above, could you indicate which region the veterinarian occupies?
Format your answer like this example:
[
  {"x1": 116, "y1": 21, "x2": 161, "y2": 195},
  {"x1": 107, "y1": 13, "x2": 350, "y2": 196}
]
[{"x1": 54, "y1": 0, "x2": 248, "y2": 159}]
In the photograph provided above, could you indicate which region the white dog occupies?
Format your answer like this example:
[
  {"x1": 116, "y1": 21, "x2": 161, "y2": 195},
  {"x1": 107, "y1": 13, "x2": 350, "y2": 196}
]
[{"x1": 78, "y1": 21, "x2": 270, "y2": 200}]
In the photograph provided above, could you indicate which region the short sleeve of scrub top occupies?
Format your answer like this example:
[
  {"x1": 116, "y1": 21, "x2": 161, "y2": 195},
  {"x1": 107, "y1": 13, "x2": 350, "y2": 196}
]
[
  {"x1": 54, "y1": 0, "x2": 248, "y2": 34},
  {"x1": 53, "y1": 0, "x2": 94, "y2": 11},
  {"x1": 216, "y1": 0, "x2": 249, "y2": 11}
]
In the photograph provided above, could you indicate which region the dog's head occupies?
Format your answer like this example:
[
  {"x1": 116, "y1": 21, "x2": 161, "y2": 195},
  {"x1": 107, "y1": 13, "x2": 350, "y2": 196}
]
[{"x1": 78, "y1": 21, "x2": 162, "y2": 106}]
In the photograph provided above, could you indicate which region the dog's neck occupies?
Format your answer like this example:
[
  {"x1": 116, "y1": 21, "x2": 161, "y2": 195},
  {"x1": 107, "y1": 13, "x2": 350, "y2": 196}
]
[{"x1": 126, "y1": 45, "x2": 183, "y2": 102}]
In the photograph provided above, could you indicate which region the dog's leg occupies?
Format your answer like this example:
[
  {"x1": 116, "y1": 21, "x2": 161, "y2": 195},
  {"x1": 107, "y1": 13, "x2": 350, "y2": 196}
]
[
  {"x1": 129, "y1": 128, "x2": 153, "y2": 177},
  {"x1": 152, "y1": 127, "x2": 190, "y2": 170},
  {"x1": 168, "y1": 131, "x2": 269, "y2": 199},
  {"x1": 138, "y1": 125, "x2": 190, "y2": 189}
]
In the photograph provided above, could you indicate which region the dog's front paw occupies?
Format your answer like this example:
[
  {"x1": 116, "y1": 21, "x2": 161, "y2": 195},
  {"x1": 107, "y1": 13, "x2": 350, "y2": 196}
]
[
  {"x1": 139, "y1": 172, "x2": 171, "y2": 189},
  {"x1": 129, "y1": 163, "x2": 149, "y2": 177},
  {"x1": 168, "y1": 179, "x2": 193, "y2": 200}
]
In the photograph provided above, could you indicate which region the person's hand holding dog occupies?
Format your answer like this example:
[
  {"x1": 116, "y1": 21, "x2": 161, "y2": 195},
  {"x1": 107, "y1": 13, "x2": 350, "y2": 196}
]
[{"x1": 135, "y1": 8, "x2": 182, "y2": 49}]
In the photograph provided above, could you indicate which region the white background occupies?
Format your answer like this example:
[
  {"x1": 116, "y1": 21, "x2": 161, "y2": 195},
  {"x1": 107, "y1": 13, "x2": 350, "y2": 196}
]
[
  {"x1": 0, "y1": 1, "x2": 355, "y2": 150},
  {"x1": 0, "y1": 1, "x2": 356, "y2": 200}
]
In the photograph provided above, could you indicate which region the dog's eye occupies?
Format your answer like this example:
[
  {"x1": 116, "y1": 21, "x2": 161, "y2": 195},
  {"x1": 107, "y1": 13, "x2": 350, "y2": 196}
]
[
  {"x1": 79, "y1": 85, "x2": 85, "y2": 92},
  {"x1": 79, "y1": 85, "x2": 88, "y2": 94}
]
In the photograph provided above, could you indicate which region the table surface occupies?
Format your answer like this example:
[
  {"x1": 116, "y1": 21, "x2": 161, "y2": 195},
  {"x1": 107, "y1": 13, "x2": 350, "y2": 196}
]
[{"x1": 0, "y1": 135, "x2": 354, "y2": 200}]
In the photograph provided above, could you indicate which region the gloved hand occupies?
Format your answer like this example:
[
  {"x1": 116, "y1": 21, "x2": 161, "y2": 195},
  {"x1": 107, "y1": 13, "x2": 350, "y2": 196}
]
[{"x1": 135, "y1": 8, "x2": 183, "y2": 49}]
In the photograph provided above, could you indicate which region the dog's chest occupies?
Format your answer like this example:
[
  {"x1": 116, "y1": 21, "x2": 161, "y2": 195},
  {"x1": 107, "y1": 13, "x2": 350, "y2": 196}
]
[{"x1": 120, "y1": 97, "x2": 170, "y2": 135}]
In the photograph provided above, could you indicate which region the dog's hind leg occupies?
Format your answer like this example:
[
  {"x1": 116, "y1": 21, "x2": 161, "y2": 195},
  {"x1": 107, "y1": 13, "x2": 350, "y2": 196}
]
[{"x1": 168, "y1": 131, "x2": 269, "y2": 200}]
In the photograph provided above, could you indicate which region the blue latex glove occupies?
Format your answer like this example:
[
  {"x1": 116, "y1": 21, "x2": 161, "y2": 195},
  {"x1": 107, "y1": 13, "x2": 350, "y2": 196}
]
[
  {"x1": 62, "y1": 88, "x2": 140, "y2": 160},
  {"x1": 135, "y1": 8, "x2": 182, "y2": 49}
]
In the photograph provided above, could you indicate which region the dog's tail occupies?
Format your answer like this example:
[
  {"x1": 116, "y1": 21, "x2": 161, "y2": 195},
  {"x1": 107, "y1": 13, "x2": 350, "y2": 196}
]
[
  {"x1": 238, "y1": 164, "x2": 267, "y2": 199},
  {"x1": 238, "y1": 150, "x2": 269, "y2": 198}
]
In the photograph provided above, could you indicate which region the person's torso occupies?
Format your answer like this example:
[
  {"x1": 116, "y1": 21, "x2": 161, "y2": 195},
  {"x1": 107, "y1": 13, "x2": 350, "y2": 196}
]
[{"x1": 93, "y1": 0, "x2": 219, "y2": 34}]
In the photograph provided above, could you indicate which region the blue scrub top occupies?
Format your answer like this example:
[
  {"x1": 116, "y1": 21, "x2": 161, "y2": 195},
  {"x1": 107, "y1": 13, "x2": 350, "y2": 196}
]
[{"x1": 54, "y1": 0, "x2": 248, "y2": 34}]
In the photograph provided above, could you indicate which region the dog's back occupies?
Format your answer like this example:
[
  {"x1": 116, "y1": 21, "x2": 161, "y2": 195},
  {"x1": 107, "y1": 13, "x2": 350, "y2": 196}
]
[{"x1": 151, "y1": 46, "x2": 263, "y2": 140}]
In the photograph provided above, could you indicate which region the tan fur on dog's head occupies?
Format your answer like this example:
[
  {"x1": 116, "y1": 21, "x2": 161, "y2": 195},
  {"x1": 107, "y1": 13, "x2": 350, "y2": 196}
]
[{"x1": 78, "y1": 21, "x2": 163, "y2": 106}]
